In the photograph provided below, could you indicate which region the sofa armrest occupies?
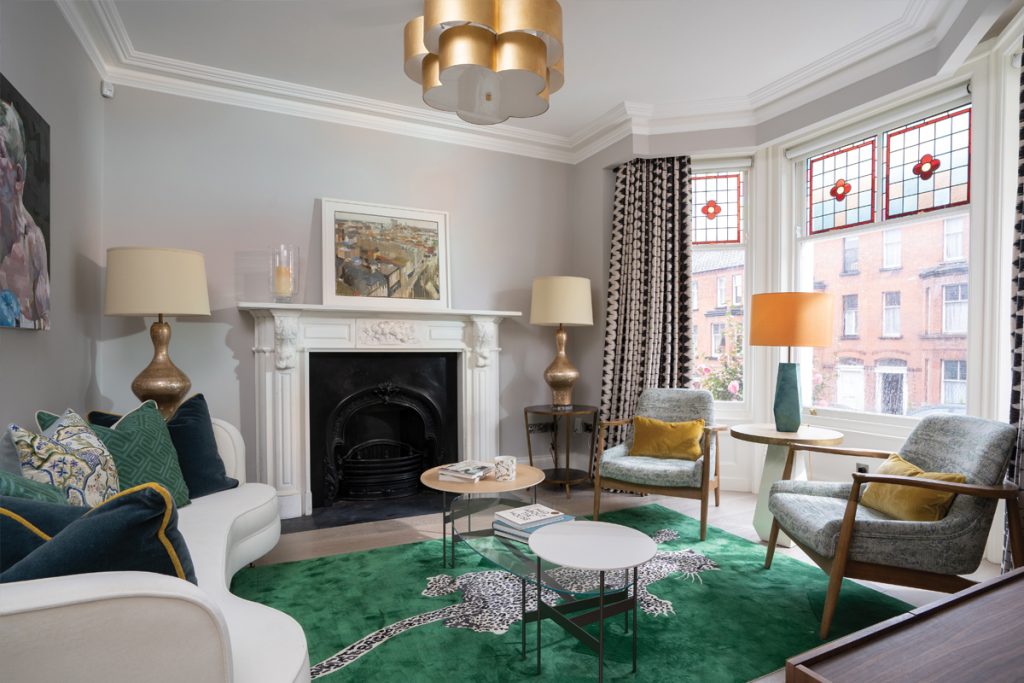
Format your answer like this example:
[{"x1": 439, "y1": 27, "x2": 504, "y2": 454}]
[
  {"x1": 0, "y1": 571, "x2": 233, "y2": 682},
  {"x1": 212, "y1": 418, "x2": 247, "y2": 483}
]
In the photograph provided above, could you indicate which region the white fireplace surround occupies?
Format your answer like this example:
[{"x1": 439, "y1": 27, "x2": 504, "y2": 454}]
[{"x1": 239, "y1": 303, "x2": 519, "y2": 518}]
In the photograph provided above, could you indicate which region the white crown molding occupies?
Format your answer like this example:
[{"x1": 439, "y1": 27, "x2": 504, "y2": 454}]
[{"x1": 56, "y1": 0, "x2": 976, "y2": 166}]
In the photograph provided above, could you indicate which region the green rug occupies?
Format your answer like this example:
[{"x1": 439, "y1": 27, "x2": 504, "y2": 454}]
[{"x1": 231, "y1": 504, "x2": 910, "y2": 682}]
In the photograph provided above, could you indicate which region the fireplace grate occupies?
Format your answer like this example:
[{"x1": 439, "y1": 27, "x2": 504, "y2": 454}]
[{"x1": 336, "y1": 438, "x2": 425, "y2": 500}]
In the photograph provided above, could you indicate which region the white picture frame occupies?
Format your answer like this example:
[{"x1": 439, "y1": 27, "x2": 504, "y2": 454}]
[{"x1": 320, "y1": 198, "x2": 451, "y2": 310}]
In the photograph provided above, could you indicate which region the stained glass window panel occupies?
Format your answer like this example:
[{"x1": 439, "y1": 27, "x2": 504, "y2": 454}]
[
  {"x1": 807, "y1": 138, "x2": 875, "y2": 234},
  {"x1": 885, "y1": 105, "x2": 971, "y2": 219},
  {"x1": 692, "y1": 173, "x2": 742, "y2": 244}
]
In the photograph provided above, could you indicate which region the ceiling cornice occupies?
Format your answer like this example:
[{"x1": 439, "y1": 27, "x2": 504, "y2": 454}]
[{"x1": 56, "y1": 0, "x2": 973, "y2": 166}]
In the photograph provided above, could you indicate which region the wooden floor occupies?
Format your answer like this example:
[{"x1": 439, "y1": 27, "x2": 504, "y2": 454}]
[{"x1": 261, "y1": 483, "x2": 1000, "y2": 609}]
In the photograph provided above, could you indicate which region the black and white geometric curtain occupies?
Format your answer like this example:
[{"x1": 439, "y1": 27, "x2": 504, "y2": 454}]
[
  {"x1": 600, "y1": 156, "x2": 694, "y2": 425},
  {"x1": 1006, "y1": 41, "x2": 1024, "y2": 573}
]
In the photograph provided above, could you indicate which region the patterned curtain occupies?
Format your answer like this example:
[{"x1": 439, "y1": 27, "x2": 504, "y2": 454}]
[
  {"x1": 1006, "y1": 42, "x2": 1024, "y2": 573},
  {"x1": 600, "y1": 156, "x2": 694, "y2": 428}
]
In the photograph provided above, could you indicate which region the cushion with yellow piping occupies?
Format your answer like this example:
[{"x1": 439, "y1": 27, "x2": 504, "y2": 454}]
[
  {"x1": 0, "y1": 496, "x2": 86, "y2": 571},
  {"x1": 629, "y1": 416, "x2": 705, "y2": 460},
  {"x1": 0, "y1": 483, "x2": 196, "y2": 584},
  {"x1": 860, "y1": 453, "x2": 967, "y2": 522}
]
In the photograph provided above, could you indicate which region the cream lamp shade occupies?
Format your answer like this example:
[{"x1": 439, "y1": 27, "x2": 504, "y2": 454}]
[
  {"x1": 104, "y1": 247, "x2": 211, "y2": 316},
  {"x1": 530, "y1": 276, "x2": 593, "y2": 326},
  {"x1": 749, "y1": 292, "x2": 832, "y2": 348}
]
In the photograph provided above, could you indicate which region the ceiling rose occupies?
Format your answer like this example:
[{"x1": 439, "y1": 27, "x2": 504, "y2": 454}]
[{"x1": 403, "y1": 0, "x2": 564, "y2": 126}]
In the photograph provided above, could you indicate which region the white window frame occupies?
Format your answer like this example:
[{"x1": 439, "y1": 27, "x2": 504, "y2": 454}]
[
  {"x1": 842, "y1": 236, "x2": 859, "y2": 274},
  {"x1": 882, "y1": 228, "x2": 901, "y2": 269},
  {"x1": 716, "y1": 275, "x2": 727, "y2": 307},
  {"x1": 941, "y1": 359, "x2": 967, "y2": 405},
  {"x1": 732, "y1": 273, "x2": 742, "y2": 305},
  {"x1": 882, "y1": 291, "x2": 901, "y2": 338}
]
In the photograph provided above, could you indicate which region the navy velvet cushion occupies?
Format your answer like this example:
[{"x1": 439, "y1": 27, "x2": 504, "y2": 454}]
[
  {"x1": 90, "y1": 394, "x2": 238, "y2": 499},
  {"x1": 0, "y1": 483, "x2": 197, "y2": 584},
  {"x1": 0, "y1": 496, "x2": 86, "y2": 571}
]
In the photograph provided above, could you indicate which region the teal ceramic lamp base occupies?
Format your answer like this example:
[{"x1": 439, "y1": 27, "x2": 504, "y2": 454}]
[{"x1": 773, "y1": 362, "x2": 802, "y2": 432}]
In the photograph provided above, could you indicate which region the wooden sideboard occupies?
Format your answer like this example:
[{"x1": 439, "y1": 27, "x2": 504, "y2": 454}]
[{"x1": 787, "y1": 566, "x2": 1024, "y2": 682}]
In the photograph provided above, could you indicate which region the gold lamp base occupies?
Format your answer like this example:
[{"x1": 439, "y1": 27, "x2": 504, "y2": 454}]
[
  {"x1": 131, "y1": 315, "x2": 191, "y2": 419},
  {"x1": 543, "y1": 323, "x2": 579, "y2": 408}
]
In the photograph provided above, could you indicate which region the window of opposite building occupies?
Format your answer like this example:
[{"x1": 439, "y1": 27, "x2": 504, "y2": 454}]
[
  {"x1": 690, "y1": 169, "x2": 747, "y2": 403},
  {"x1": 882, "y1": 291, "x2": 901, "y2": 338},
  {"x1": 797, "y1": 102, "x2": 971, "y2": 418},
  {"x1": 842, "y1": 294, "x2": 858, "y2": 337},
  {"x1": 942, "y1": 359, "x2": 967, "y2": 405}
]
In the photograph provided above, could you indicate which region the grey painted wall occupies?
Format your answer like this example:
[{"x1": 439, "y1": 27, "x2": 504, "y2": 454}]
[
  {"x1": 0, "y1": 0, "x2": 104, "y2": 427},
  {"x1": 98, "y1": 87, "x2": 573, "y2": 471}
]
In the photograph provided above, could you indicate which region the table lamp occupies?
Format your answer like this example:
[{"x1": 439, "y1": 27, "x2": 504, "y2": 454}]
[
  {"x1": 530, "y1": 276, "x2": 593, "y2": 409},
  {"x1": 104, "y1": 247, "x2": 211, "y2": 419},
  {"x1": 749, "y1": 292, "x2": 832, "y2": 432}
]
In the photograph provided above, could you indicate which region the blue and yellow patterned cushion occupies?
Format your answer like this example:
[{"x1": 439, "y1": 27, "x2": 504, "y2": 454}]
[
  {"x1": 39, "y1": 401, "x2": 190, "y2": 508},
  {"x1": 0, "y1": 483, "x2": 196, "y2": 584},
  {"x1": 11, "y1": 410, "x2": 119, "y2": 507}
]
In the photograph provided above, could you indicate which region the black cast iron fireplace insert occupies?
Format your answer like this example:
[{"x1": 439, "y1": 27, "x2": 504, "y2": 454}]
[{"x1": 308, "y1": 352, "x2": 459, "y2": 507}]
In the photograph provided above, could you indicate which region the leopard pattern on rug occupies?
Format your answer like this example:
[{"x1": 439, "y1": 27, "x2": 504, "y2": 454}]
[{"x1": 309, "y1": 528, "x2": 717, "y2": 679}]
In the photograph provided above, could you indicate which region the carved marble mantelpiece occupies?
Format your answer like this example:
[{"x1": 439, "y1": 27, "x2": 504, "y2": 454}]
[{"x1": 239, "y1": 302, "x2": 520, "y2": 518}]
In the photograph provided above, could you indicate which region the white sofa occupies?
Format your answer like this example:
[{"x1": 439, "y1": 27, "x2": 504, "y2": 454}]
[{"x1": 0, "y1": 419, "x2": 311, "y2": 683}]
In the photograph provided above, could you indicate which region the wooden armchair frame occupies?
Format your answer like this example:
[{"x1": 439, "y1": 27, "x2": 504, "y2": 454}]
[
  {"x1": 592, "y1": 418, "x2": 728, "y2": 540},
  {"x1": 764, "y1": 444, "x2": 1024, "y2": 638}
]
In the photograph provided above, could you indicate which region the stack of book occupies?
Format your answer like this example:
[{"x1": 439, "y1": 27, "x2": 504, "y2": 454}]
[
  {"x1": 437, "y1": 460, "x2": 495, "y2": 483},
  {"x1": 492, "y1": 504, "x2": 573, "y2": 543}
]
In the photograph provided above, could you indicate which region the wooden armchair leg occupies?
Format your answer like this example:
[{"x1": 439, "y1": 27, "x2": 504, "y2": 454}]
[
  {"x1": 593, "y1": 480, "x2": 602, "y2": 521},
  {"x1": 764, "y1": 519, "x2": 781, "y2": 569},
  {"x1": 1007, "y1": 495, "x2": 1024, "y2": 568},
  {"x1": 714, "y1": 432, "x2": 721, "y2": 507},
  {"x1": 819, "y1": 563, "x2": 845, "y2": 639},
  {"x1": 699, "y1": 493, "x2": 708, "y2": 541}
]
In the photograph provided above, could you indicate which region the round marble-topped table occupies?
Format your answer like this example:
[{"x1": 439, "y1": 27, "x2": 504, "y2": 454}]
[
  {"x1": 528, "y1": 521, "x2": 656, "y2": 681},
  {"x1": 730, "y1": 423, "x2": 844, "y2": 545}
]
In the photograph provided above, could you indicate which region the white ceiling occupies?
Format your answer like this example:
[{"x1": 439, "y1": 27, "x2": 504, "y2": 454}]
[
  {"x1": 58, "y1": 0, "x2": 1020, "y2": 162},
  {"x1": 107, "y1": 0, "x2": 963, "y2": 138}
]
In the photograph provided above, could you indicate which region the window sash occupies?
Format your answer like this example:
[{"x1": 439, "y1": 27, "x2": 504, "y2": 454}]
[
  {"x1": 842, "y1": 295, "x2": 859, "y2": 336},
  {"x1": 944, "y1": 218, "x2": 965, "y2": 261},
  {"x1": 716, "y1": 276, "x2": 727, "y2": 307},
  {"x1": 732, "y1": 274, "x2": 742, "y2": 305},
  {"x1": 942, "y1": 284, "x2": 967, "y2": 334},
  {"x1": 942, "y1": 360, "x2": 967, "y2": 404},
  {"x1": 710, "y1": 324, "x2": 725, "y2": 358},
  {"x1": 883, "y1": 229, "x2": 901, "y2": 268},
  {"x1": 842, "y1": 236, "x2": 859, "y2": 273},
  {"x1": 882, "y1": 292, "x2": 901, "y2": 337}
]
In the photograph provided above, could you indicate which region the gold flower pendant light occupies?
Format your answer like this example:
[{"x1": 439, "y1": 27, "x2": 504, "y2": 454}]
[{"x1": 404, "y1": 0, "x2": 564, "y2": 125}]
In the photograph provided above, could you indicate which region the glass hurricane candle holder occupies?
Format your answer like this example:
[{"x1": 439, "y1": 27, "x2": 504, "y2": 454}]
[{"x1": 270, "y1": 244, "x2": 299, "y2": 303}]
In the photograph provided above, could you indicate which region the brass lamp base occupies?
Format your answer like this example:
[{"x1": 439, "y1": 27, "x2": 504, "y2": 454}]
[
  {"x1": 543, "y1": 323, "x2": 580, "y2": 408},
  {"x1": 131, "y1": 315, "x2": 191, "y2": 419}
]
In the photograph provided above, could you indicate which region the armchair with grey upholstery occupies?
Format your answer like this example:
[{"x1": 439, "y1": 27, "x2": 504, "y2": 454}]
[
  {"x1": 593, "y1": 388, "x2": 725, "y2": 540},
  {"x1": 764, "y1": 414, "x2": 1024, "y2": 638}
]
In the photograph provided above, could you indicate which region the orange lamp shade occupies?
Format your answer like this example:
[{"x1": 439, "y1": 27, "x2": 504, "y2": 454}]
[{"x1": 749, "y1": 292, "x2": 833, "y2": 348}]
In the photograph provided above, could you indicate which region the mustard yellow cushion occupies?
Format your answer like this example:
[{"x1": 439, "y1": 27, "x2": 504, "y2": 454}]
[
  {"x1": 629, "y1": 417, "x2": 705, "y2": 460},
  {"x1": 860, "y1": 453, "x2": 966, "y2": 522}
]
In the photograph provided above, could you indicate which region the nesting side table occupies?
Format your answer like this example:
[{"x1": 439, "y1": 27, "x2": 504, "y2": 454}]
[{"x1": 523, "y1": 404, "x2": 598, "y2": 497}]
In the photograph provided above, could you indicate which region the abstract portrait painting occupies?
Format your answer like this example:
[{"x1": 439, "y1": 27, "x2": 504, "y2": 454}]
[{"x1": 1, "y1": 74, "x2": 50, "y2": 330}]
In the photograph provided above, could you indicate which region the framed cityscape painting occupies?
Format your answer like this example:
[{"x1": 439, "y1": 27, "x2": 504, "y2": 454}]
[
  {"x1": 0, "y1": 74, "x2": 51, "y2": 330},
  {"x1": 320, "y1": 198, "x2": 450, "y2": 310}
]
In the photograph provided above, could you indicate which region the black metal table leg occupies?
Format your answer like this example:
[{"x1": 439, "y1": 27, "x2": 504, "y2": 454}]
[
  {"x1": 632, "y1": 566, "x2": 638, "y2": 673},
  {"x1": 599, "y1": 570, "x2": 605, "y2": 683},
  {"x1": 520, "y1": 577, "x2": 526, "y2": 659},
  {"x1": 536, "y1": 556, "x2": 542, "y2": 674}
]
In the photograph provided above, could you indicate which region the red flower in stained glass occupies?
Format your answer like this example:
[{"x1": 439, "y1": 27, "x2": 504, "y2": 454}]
[
  {"x1": 912, "y1": 153, "x2": 940, "y2": 181},
  {"x1": 829, "y1": 179, "x2": 852, "y2": 202},
  {"x1": 701, "y1": 200, "x2": 721, "y2": 220}
]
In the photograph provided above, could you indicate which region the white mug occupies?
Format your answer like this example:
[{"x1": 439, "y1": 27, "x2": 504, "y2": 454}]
[{"x1": 494, "y1": 455, "x2": 517, "y2": 481}]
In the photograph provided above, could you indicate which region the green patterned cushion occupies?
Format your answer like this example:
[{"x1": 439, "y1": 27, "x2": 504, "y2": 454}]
[
  {"x1": 39, "y1": 402, "x2": 190, "y2": 508},
  {"x1": 11, "y1": 411, "x2": 120, "y2": 507},
  {"x1": 0, "y1": 469, "x2": 68, "y2": 505}
]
